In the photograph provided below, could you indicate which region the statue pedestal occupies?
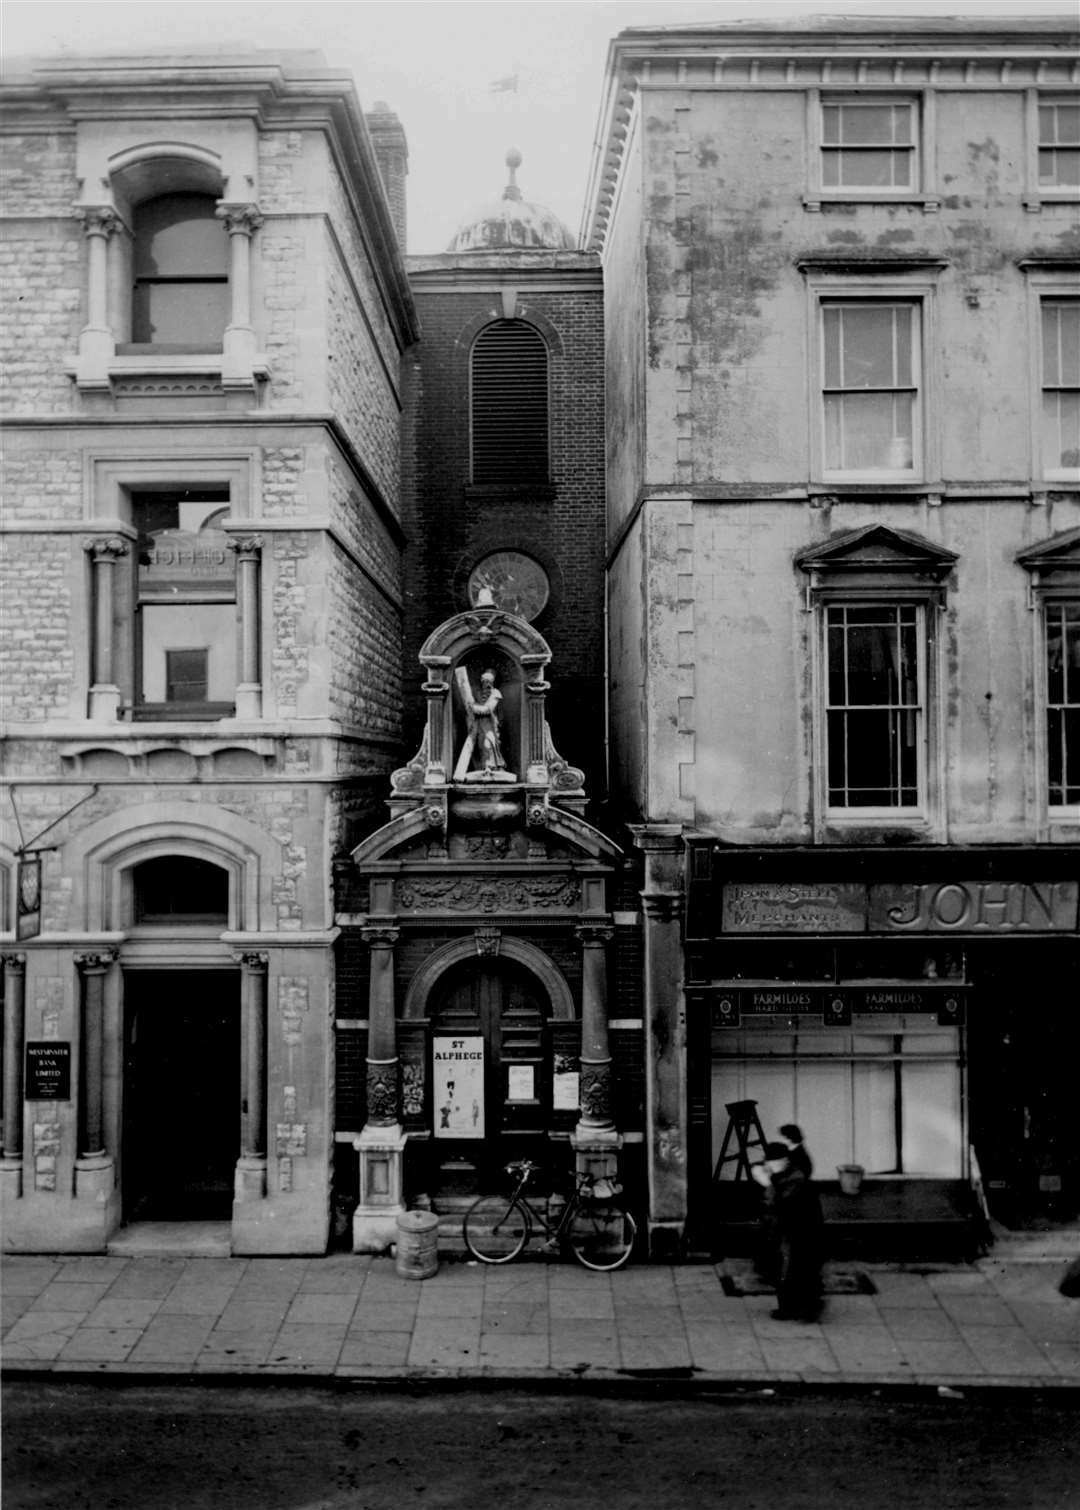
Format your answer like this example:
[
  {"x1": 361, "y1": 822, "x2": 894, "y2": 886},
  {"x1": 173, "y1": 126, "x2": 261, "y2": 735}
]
[
  {"x1": 571, "y1": 1126, "x2": 622, "y2": 1183},
  {"x1": 352, "y1": 1125, "x2": 407, "y2": 1253}
]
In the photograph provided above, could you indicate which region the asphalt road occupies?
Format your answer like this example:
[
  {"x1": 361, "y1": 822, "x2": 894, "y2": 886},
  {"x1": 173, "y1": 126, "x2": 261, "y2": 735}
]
[{"x1": 4, "y1": 1380, "x2": 1079, "y2": 1510}]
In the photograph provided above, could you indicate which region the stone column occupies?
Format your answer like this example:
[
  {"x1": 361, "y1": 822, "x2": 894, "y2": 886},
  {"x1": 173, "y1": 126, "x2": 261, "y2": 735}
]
[
  {"x1": 74, "y1": 950, "x2": 118, "y2": 1210},
  {"x1": 234, "y1": 951, "x2": 268, "y2": 1202},
  {"x1": 227, "y1": 535, "x2": 263, "y2": 720},
  {"x1": 633, "y1": 825, "x2": 687, "y2": 1258},
  {"x1": 83, "y1": 537, "x2": 128, "y2": 721},
  {"x1": 74, "y1": 205, "x2": 120, "y2": 388},
  {"x1": 216, "y1": 202, "x2": 263, "y2": 390},
  {"x1": 0, "y1": 953, "x2": 27, "y2": 1199},
  {"x1": 522, "y1": 657, "x2": 550, "y2": 783},
  {"x1": 353, "y1": 924, "x2": 406, "y2": 1252},
  {"x1": 571, "y1": 923, "x2": 622, "y2": 1186}
]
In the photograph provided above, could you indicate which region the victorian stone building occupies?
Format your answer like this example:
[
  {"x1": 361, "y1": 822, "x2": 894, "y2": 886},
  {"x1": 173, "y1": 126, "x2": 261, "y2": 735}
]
[
  {"x1": 0, "y1": 51, "x2": 418, "y2": 1253},
  {"x1": 584, "y1": 16, "x2": 1080, "y2": 1252}
]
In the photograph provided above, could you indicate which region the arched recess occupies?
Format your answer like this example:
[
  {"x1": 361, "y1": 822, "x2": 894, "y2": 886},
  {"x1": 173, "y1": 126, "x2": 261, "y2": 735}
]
[
  {"x1": 67, "y1": 801, "x2": 280, "y2": 933},
  {"x1": 108, "y1": 142, "x2": 226, "y2": 215},
  {"x1": 403, "y1": 936, "x2": 576, "y2": 1022}
]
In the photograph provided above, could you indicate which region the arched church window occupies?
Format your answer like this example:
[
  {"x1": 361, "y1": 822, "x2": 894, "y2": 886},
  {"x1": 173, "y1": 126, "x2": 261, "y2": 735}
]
[
  {"x1": 133, "y1": 856, "x2": 229, "y2": 925},
  {"x1": 470, "y1": 321, "x2": 549, "y2": 483}
]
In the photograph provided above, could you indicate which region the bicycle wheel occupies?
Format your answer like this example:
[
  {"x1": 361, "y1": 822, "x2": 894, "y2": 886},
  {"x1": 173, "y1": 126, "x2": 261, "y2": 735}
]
[
  {"x1": 566, "y1": 1201, "x2": 637, "y2": 1271},
  {"x1": 463, "y1": 1195, "x2": 529, "y2": 1263}
]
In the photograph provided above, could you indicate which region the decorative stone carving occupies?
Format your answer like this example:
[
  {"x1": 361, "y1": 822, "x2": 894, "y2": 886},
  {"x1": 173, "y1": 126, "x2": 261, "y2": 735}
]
[
  {"x1": 579, "y1": 1061, "x2": 614, "y2": 1125},
  {"x1": 82, "y1": 537, "x2": 128, "y2": 563},
  {"x1": 73, "y1": 949, "x2": 118, "y2": 973},
  {"x1": 74, "y1": 205, "x2": 121, "y2": 240},
  {"x1": 226, "y1": 535, "x2": 264, "y2": 558},
  {"x1": 396, "y1": 876, "x2": 580, "y2": 913},
  {"x1": 216, "y1": 203, "x2": 265, "y2": 238},
  {"x1": 232, "y1": 950, "x2": 270, "y2": 970},
  {"x1": 453, "y1": 667, "x2": 515, "y2": 782},
  {"x1": 391, "y1": 727, "x2": 429, "y2": 792},
  {"x1": 527, "y1": 802, "x2": 548, "y2": 827},
  {"x1": 366, "y1": 1059, "x2": 399, "y2": 1125},
  {"x1": 474, "y1": 926, "x2": 502, "y2": 957},
  {"x1": 361, "y1": 927, "x2": 401, "y2": 949},
  {"x1": 424, "y1": 804, "x2": 446, "y2": 828}
]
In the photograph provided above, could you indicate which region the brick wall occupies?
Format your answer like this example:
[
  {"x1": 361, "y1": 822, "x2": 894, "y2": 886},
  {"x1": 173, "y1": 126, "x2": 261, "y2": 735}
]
[{"x1": 403, "y1": 281, "x2": 607, "y2": 795}]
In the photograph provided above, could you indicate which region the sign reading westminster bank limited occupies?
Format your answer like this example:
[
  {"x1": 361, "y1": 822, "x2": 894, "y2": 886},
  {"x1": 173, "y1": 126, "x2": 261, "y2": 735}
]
[{"x1": 722, "y1": 880, "x2": 1078, "y2": 934}]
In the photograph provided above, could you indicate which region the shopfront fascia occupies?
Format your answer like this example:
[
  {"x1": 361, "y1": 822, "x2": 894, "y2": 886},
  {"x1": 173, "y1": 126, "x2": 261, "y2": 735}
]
[{"x1": 685, "y1": 847, "x2": 1080, "y2": 1231}]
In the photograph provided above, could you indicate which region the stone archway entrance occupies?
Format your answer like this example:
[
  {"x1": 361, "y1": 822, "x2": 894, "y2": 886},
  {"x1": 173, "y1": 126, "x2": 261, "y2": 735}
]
[{"x1": 425, "y1": 957, "x2": 553, "y2": 1198}]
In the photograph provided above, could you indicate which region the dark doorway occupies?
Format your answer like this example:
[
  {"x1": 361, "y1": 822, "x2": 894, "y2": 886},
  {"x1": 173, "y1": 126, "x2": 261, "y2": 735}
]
[
  {"x1": 427, "y1": 959, "x2": 551, "y2": 1197},
  {"x1": 123, "y1": 970, "x2": 239, "y2": 1221}
]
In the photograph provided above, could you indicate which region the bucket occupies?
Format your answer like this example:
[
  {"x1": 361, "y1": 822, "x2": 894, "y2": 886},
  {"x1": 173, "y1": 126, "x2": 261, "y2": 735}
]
[
  {"x1": 395, "y1": 1209, "x2": 440, "y2": 1280},
  {"x1": 837, "y1": 1164, "x2": 865, "y2": 1196}
]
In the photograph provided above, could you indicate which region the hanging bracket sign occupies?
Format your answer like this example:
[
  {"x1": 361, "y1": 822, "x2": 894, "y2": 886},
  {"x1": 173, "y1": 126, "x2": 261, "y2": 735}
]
[{"x1": 433, "y1": 1036, "x2": 485, "y2": 1139}]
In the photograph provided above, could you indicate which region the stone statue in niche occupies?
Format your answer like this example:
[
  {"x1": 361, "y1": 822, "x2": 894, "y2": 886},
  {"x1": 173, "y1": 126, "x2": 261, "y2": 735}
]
[{"x1": 453, "y1": 667, "x2": 516, "y2": 782}]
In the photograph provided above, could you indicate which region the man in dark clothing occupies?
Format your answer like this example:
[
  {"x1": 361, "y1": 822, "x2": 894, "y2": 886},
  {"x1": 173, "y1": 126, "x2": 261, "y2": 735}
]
[
  {"x1": 761, "y1": 1141, "x2": 825, "y2": 1321},
  {"x1": 778, "y1": 1123, "x2": 813, "y2": 1179}
]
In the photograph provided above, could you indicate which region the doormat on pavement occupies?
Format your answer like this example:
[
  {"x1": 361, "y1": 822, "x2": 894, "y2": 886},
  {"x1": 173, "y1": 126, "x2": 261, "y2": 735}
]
[{"x1": 719, "y1": 1263, "x2": 877, "y2": 1298}]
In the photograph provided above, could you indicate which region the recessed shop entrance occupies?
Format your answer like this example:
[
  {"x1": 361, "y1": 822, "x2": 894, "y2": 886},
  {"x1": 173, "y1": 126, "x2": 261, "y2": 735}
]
[
  {"x1": 426, "y1": 958, "x2": 552, "y2": 1197},
  {"x1": 123, "y1": 971, "x2": 239, "y2": 1222}
]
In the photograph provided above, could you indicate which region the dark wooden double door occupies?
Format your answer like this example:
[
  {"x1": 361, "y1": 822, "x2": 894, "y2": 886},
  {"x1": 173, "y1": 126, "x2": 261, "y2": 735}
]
[
  {"x1": 428, "y1": 958, "x2": 551, "y2": 1196},
  {"x1": 123, "y1": 970, "x2": 239, "y2": 1221}
]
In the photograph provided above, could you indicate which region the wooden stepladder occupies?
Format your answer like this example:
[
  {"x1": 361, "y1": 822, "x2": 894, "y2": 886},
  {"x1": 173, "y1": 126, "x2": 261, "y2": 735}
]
[{"x1": 713, "y1": 1099, "x2": 768, "y2": 1183}]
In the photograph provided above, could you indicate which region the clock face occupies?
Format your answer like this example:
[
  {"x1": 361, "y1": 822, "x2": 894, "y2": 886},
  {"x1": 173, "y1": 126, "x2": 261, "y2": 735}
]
[{"x1": 468, "y1": 551, "x2": 550, "y2": 621}]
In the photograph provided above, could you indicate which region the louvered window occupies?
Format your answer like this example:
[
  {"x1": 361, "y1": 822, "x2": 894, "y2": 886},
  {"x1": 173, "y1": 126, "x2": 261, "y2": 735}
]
[{"x1": 471, "y1": 321, "x2": 549, "y2": 483}]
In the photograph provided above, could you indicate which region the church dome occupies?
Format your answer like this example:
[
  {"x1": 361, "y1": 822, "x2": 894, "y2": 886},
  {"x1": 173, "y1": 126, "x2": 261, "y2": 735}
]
[{"x1": 447, "y1": 149, "x2": 576, "y2": 252}]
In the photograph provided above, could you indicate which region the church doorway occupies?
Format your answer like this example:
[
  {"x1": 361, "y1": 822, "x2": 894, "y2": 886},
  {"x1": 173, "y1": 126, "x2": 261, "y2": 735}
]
[
  {"x1": 426, "y1": 957, "x2": 553, "y2": 1198},
  {"x1": 122, "y1": 970, "x2": 239, "y2": 1221}
]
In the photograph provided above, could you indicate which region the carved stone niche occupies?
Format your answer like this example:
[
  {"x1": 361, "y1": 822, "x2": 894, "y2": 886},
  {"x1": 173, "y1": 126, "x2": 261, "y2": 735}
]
[{"x1": 388, "y1": 607, "x2": 585, "y2": 824}]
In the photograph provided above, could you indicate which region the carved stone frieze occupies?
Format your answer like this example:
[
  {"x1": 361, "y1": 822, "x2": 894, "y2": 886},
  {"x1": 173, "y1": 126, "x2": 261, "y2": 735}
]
[
  {"x1": 74, "y1": 949, "x2": 118, "y2": 973},
  {"x1": 396, "y1": 876, "x2": 580, "y2": 913}
]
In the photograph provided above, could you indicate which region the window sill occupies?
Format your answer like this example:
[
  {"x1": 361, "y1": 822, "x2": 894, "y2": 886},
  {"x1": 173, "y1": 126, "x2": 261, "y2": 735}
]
[
  {"x1": 1023, "y1": 191, "x2": 1080, "y2": 213},
  {"x1": 803, "y1": 192, "x2": 940, "y2": 213},
  {"x1": 65, "y1": 349, "x2": 270, "y2": 391},
  {"x1": 132, "y1": 703, "x2": 235, "y2": 722}
]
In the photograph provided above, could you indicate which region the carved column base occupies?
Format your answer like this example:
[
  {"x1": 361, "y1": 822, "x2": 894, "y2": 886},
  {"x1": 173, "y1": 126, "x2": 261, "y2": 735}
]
[
  {"x1": 233, "y1": 1154, "x2": 268, "y2": 1204},
  {"x1": 88, "y1": 685, "x2": 122, "y2": 721},
  {"x1": 73, "y1": 1155, "x2": 120, "y2": 1247},
  {"x1": 352, "y1": 1124, "x2": 407, "y2": 1254},
  {"x1": 570, "y1": 1127, "x2": 622, "y2": 1185},
  {"x1": 233, "y1": 683, "x2": 262, "y2": 720},
  {"x1": 0, "y1": 1156, "x2": 23, "y2": 1202},
  {"x1": 576, "y1": 1057, "x2": 615, "y2": 1135}
]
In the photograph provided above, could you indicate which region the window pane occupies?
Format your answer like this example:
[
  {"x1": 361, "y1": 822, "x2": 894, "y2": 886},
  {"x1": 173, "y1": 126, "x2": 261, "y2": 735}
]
[
  {"x1": 827, "y1": 392, "x2": 914, "y2": 470},
  {"x1": 165, "y1": 649, "x2": 208, "y2": 702},
  {"x1": 133, "y1": 281, "x2": 229, "y2": 346},
  {"x1": 1042, "y1": 392, "x2": 1080, "y2": 471},
  {"x1": 823, "y1": 306, "x2": 843, "y2": 386},
  {"x1": 838, "y1": 149, "x2": 903, "y2": 187},
  {"x1": 133, "y1": 194, "x2": 227, "y2": 278},
  {"x1": 836, "y1": 104, "x2": 903, "y2": 145},
  {"x1": 133, "y1": 856, "x2": 228, "y2": 923},
  {"x1": 822, "y1": 104, "x2": 841, "y2": 145},
  {"x1": 1051, "y1": 104, "x2": 1080, "y2": 144},
  {"x1": 838, "y1": 306, "x2": 899, "y2": 388},
  {"x1": 827, "y1": 617, "x2": 847, "y2": 704}
]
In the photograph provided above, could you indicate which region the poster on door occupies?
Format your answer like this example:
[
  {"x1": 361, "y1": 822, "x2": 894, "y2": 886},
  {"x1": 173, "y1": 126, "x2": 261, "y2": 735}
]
[{"x1": 433, "y1": 1036, "x2": 485, "y2": 1139}]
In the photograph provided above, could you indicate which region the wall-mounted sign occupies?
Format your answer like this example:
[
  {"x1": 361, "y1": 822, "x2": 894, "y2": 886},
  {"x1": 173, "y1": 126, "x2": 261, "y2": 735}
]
[
  {"x1": 433, "y1": 1036, "x2": 484, "y2": 1139},
  {"x1": 553, "y1": 1052, "x2": 580, "y2": 1111},
  {"x1": 723, "y1": 883, "x2": 867, "y2": 934},
  {"x1": 507, "y1": 1064, "x2": 535, "y2": 1102},
  {"x1": 25, "y1": 1042, "x2": 71, "y2": 1100},
  {"x1": 16, "y1": 855, "x2": 41, "y2": 941},
  {"x1": 870, "y1": 881, "x2": 1078, "y2": 934},
  {"x1": 718, "y1": 880, "x2": 1078, "y2": 935},
  {"x1": 708, "y1": 986, "x2": 967, "y2": 1028}
]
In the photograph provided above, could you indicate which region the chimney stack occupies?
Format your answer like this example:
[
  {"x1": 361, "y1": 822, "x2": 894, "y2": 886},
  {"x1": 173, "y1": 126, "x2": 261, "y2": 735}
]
[{"x1": 365, "y1": 101, "x2": 408, "y2": 251}]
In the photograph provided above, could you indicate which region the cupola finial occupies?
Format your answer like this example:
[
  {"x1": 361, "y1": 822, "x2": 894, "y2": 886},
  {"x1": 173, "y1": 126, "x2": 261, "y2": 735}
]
[{"x1": 504, "y1": 147, "x2": 523, "y2": 202}]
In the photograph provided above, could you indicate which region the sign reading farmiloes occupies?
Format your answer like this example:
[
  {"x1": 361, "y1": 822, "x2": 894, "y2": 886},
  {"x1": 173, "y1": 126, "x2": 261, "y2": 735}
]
[{"x1": 722, "y1": 881, "x2": 1078, "y2": 934}]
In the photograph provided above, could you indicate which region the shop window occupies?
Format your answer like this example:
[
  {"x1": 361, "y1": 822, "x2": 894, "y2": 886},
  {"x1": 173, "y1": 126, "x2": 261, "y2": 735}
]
[
  {"x1": 822, "y1": 98, "x2": 918, "y2": 191},
  {"x1": 132, "y1": 488, "x2": 234, "y2": 720},
  {"x1": 1046, "y1": 601, "x2": 1080, "y2": 807},
  {"x1": 825, "y1": 603, "x2": 923, "y2": 808},
  {"x1": 132, "y1": 193, "x2": 228, "y2": 348},
  {"x1": 1038, "y1": 100, "x2": 1080, "y2": 189},
  {"x1": 1040, "y1": 299, "x2": 1080, "y2": 477},
  {"x1": 471, "y1": 320, "x2": 549, "y2": 484},
  {"x1": 821, "y1": 300, "x2": 921, "y2": 475},
  {"x1": 133, "y1": 856, "x2": 229, "y2": 925}
]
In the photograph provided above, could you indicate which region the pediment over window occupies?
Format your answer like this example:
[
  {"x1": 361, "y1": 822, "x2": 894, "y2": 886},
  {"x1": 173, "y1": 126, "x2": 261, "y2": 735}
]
[
  {"x1": 797, "y1": 523, "x2": 957, "y2": 584},
  {"x1": 1017, "y1": 527, "x2": 1080, "y2": 585}
]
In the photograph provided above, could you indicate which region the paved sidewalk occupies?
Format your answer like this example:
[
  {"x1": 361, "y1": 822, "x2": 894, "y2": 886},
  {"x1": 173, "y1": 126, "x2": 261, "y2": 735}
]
[{"x1": 3, "y1": 1249, "x2": 1079, "y2": 1389}]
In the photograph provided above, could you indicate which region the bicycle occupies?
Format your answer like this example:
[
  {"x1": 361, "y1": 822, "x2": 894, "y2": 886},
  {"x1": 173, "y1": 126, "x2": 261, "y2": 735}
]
[{"x1": 462, "y1": 1159, "x2": 637, "y2": 1271}]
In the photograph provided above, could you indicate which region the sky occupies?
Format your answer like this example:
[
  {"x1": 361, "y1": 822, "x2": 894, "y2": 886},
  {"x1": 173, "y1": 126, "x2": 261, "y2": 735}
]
[{"x1": 4, "y1": 0, "x2": 1076, "y2": 254}]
